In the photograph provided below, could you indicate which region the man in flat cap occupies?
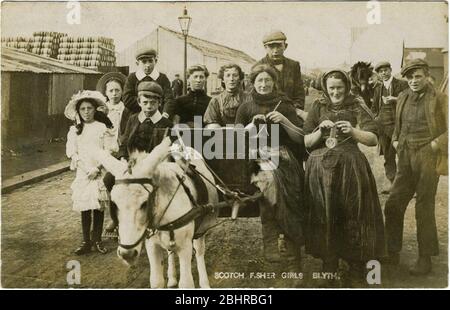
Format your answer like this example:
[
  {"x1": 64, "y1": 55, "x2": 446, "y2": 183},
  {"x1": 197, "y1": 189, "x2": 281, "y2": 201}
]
[
  {"x1": 371, "y1": 61, "x2": 408, "y2": 193},
  {"x1": 117, "y1": 81, "x2": 173, "y2": 160},
  {"x1": 122, "y1": 48, "x2": 174, "y2": 116},
  {"x1": 384, "y1": 59, "x2": 448, "y2": 275},
  {"x1": 254, "y1": 30, "x2": 307, "y2": 120}
]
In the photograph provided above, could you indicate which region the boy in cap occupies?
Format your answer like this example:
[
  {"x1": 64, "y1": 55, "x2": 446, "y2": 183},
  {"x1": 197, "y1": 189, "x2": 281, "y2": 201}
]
[
  {"x1": 118, "y1": 81, "x2": 173, "y2": 160},
  {"x1": 122, "y1": 48, "x2": 174, "y2": 116},
  {"x1": 103, "y1": 82, "x2": 172, "y2": 235},
  {"x1": 254, "y1": 30, "x2": 306, "y2": 120},
  {"x1": 371, "y1": 61, "x2": 408, "y2": 193},
  {"x1": 384, "y1": 59, "x2": 448, "y2": 275}
]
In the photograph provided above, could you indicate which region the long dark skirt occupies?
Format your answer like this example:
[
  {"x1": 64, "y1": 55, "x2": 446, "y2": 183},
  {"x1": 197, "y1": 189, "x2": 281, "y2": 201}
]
[
  {"x1": 304, "y1": 142, "x2": 385, "y2": 262},
  {"x1": 253, "y1": 146, "x2": 305, "y2": 246}
]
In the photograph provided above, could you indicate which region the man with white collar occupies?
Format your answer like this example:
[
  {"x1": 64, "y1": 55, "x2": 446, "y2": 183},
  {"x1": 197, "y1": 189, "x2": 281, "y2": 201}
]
[
  {"x1": 372, "y1": 61, "x2": 408, "y2": 193},
  {"x1": 123, "y1": 48, "x2": 173, "y2": 116},
  {"x1": 117, "y1": 81, "x2": 173, "y2": 160}
]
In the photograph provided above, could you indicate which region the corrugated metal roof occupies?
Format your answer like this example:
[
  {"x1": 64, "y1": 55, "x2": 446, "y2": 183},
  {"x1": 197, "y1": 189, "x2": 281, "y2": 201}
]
[
  {"x1": 1, "y1": 47, "x2": 101, "y2": 74},
  {"x1": 159, "y1": 26, "x2": 256, "y2": 64}
]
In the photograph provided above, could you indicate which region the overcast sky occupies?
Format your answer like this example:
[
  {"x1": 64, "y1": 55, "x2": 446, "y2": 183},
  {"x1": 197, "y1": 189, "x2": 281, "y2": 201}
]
[{"x1": 1, "y1": 1, "x2": 448, "y2": 72}]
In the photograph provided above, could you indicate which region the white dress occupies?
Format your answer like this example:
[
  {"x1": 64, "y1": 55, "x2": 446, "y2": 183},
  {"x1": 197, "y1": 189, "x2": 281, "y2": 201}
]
[
  {"x1": 106, "y1": 101, "x2": 124, "y2": 146},
  {"x1": 66, "y1": 121, "x2": 118, "y2": 212}
]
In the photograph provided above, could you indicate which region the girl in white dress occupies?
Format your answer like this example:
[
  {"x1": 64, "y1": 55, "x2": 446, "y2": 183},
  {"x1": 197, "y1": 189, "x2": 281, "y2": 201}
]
[{"x1": 65, "y1": 90, "x2": 118, "y2": 255}]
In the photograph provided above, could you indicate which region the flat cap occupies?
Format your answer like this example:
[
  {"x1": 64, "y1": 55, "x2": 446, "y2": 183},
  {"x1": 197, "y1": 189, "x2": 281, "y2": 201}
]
[
  {"x1": 135, "y1": 47, "x2": 157, "y2": 60},
  {"x1": 401, "y1": 58, "x2": 429, "y2": 77},
  {"x1": 137, "y1": 81, "x2": 163, "y2": 97},
  {"x1": 374, "y1": 61, "x2": 391, "y2": 72},
  {"x1": 262, "y1": 30, "x2": 287, "y2": 45}
]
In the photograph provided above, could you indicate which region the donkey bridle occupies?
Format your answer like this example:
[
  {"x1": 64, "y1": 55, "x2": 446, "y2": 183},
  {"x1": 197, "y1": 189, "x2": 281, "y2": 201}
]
[
  {"x1": 114, "y1": 178, "x2": 157, "y2": 250},
  {"x1": 113, "y1": 170, "x2": 211, "y2": 250}
]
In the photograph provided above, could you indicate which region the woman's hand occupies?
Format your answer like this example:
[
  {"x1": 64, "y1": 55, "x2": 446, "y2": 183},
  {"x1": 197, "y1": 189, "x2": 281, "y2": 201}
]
[
  {"x1": 266, "y1": 111, "x2": 287, "y2": 125},
  {"x1": 335, "y1": 120, "x2": 353, "y2": 134},
  {"x1": 87, "y1": 167, "x2": 100, "y2": 180},
  {"x1": 319, "y1": 120, "x2": 335, "y2": 132},
  {"x1": 252, "y1": 114, "x2": 266, "y2": 125}
]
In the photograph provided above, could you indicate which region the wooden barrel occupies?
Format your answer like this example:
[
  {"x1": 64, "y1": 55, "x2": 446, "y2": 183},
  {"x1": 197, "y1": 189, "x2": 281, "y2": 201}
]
[
  {"x1": 59, "y1": 47, "x2": 69, "y2": 54},
  {"x1": 89, "y1": 60, "x2": 99, "y2": 67}
]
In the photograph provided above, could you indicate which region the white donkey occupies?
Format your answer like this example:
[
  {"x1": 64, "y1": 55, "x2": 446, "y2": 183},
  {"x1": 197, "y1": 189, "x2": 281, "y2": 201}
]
[{"x1": 94, "y1": 137, "x2": 218, "y2": 288}]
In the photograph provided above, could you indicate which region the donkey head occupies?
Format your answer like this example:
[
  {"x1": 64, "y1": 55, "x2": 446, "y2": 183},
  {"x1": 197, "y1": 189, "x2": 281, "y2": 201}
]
[{"x1": 93, "y1": 137, "x2": 172, "y2": 265}]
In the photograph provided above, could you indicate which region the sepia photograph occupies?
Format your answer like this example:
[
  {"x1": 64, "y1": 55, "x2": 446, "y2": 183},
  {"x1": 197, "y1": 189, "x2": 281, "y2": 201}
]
[{"x1": 0, "y1": 0, "x2": 448, "y2": 290}]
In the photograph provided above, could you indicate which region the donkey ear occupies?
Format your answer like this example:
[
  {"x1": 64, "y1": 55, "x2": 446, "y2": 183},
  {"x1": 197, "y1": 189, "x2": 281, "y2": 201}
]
[
  {"x1": 92, "y1": 149, "x2": 127, "y2": 177},
  {"x1": 139, "y1": 136, "x2": 173, "y2": 175}
]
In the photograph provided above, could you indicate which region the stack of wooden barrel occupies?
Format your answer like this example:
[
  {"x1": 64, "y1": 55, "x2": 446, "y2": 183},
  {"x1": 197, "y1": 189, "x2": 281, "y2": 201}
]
[
  {"x1": 2, "y1": 32, "x2": 116, "y2": 69},
  {"x1": 1, "y1": 31, "x2": 67, "y2": 58},
  {"x1": 1, "y1": 36, "x2": 32, "y2": 53},
  {"x1": 57, "y1": 36, "x2": 116, "y2": 69},
  {"x1": 30, "y1": 31, "x2": 67, "y2": 58}
]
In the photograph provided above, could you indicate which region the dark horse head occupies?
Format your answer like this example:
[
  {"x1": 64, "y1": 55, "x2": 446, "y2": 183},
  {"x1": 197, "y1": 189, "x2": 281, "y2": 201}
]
[{"x1": 350, "y1": 61, "x2": 374, "y2": 108}]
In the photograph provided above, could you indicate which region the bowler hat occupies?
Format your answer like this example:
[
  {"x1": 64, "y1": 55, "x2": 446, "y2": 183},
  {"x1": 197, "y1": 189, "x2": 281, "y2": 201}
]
[
  {"x1": 401, "y1": 59, "x2": 429, "y2": 77},
  {"x1": 262, "y1": 31, "x2": 287, "y2": 45},
  {"x1": 137, "y1": 81, "x2": 163, "y2": 97}
]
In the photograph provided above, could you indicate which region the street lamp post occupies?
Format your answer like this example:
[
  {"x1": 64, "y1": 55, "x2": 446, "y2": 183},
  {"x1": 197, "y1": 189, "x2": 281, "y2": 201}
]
[{"x1": 178, "y1": 6, "x2": 192, "y2": 95}]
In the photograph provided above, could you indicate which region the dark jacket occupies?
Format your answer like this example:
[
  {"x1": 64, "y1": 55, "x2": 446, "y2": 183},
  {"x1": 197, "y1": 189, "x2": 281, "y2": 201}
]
[
  {"x1": 392, "y1": 85, "x2": 448, "y2": 175},
  {"x1": 255, "y1": 56, "x2": 305, "y2": 110},
  {"x1": 118, "y1": 108, "x2": 132, "y2": 139},
  {"x1": 163, "y1": 90, "x2": 211, "y2": 126},
  {"x1": 372, "y1": 77, "x2": 408, "y2": 118},
  {"x1": 117, "y1": 113, "x2": 173, "y2": 160},
  {"x1": 123, "y1": 72, "x2": 174, "y2": 114},
  {"x1": 171, "y1": 79, "x2": 184, "y2": 98}
]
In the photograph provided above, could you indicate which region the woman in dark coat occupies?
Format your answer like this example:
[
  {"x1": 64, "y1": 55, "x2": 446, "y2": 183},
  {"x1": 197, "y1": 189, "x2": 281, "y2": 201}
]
[
  {"x1": 304, "y1": 69, "x2": 385, "y2": 285},
  {"x1": 235, "y1": 64, "x2": 305, "y2": 279}
]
